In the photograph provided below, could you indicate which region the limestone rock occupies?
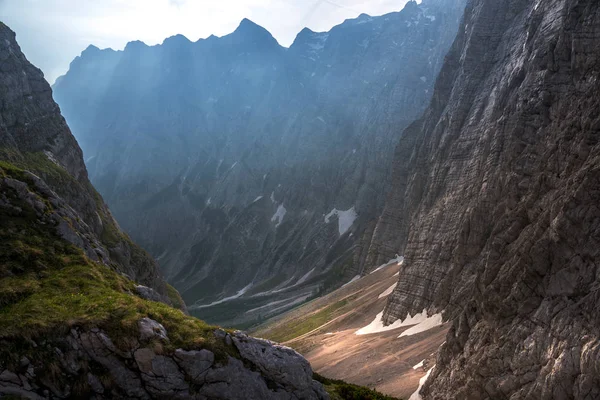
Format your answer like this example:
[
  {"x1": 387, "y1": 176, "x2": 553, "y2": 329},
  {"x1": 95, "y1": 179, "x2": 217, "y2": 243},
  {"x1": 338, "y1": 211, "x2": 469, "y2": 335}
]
[{"x1": 368, "y1": 0, "x2": 600, "y2": 398}]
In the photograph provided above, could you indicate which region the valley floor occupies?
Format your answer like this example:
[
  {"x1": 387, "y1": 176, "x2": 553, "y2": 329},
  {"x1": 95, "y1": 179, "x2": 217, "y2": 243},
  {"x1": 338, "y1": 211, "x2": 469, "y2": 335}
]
[{"x1": 252, "y1": 263, "x2": 449, "y2": 399}]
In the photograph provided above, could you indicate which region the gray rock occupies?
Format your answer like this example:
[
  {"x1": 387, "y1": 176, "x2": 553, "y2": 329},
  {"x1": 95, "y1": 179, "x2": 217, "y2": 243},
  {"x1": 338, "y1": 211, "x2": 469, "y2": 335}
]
[
  {"x1": 135, "y1": 285, "x2": 164, "y2": 302},
  {"x1": 366, "y1": 0, "x2": 600, "y2": 398},
  {"x1": 138, "y1": 317, "x2": 169, "y2": 342},
  {"x1": 232, "y1": 332, "x2": 313, "y2": 391},
  {"x1": 173, "y1": 349, "x2": 214, "y2": 383}
]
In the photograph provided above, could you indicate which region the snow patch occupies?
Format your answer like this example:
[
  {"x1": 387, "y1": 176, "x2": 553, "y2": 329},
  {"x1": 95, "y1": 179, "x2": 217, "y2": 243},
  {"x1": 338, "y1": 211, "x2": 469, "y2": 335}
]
[
  {"x1": 420, "y1": 76, "x2": 427, "y2": 82},
  {"x1": 378, "y1": 283, "x2": 397, "y2": 299},
  {"x1": 324, "y1": 207, "x2": 358, "y2": 235},
  {"x1": 206, "y1": 197, "x2": 212, "y2": 206},
  {"x1": 356, "y1": 308, "x2": 437, "y2": 336},
  {"x1": 270, "y1": 191, "x2": 276, "y2": 203},
  {"x1": 412, "y1": 360, "x2": 424, "y2": 370},
  {"x1": 297, "y1": 267, "x2": 316, "y2": 285},
  {"x1": 370, "y1": 255, "x2": 403, "y2": 274},
  {"x1": 409, "y1": 366, "x2": 435, "y2": 400},
  {"x1": 271, "y1": 204, "x2": 287, "y2": 227},
  {"x1": 253, "y1": 196, "x2": 263, "y2": 203},
  {"x1": 190, "y1": 283, "x2": 252, "y2": 310},
  {"x1": 398, "y1": 313, "x2": 443, "y2": 337}
]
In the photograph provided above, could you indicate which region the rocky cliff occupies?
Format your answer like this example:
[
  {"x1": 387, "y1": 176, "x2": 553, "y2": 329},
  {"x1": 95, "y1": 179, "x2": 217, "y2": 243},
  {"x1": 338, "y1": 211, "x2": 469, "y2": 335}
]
[
  {"x1": 0, "y1": 22, "x2": 327, "y2": 399},
  {"x1": 0, "y1": 21, "x2": 170, "y2": 299},
  {"x1": 52, "y1": 0, "x2": 466, "y2": 327},
  {"x1": 371, "y1": 0, "x2": 600, "y2": 398}
]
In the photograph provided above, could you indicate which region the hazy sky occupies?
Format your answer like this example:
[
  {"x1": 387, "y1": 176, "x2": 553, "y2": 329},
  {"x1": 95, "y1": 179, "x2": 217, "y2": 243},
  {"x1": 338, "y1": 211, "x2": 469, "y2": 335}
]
[{"x1": 0, "y1": 0, "x2": 410, "y2": 84}]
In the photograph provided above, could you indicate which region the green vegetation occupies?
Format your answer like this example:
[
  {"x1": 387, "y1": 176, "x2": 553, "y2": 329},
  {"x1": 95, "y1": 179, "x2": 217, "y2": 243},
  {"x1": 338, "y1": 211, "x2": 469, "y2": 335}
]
[
  {"x1": 0, "y1": 161, "x2": 234, "y2": 361},
  {"x1": 166, "y1": 283, "x2": 186, "y2": 310},
  {"x1": 263, "y1": 295, "x2": 357, "y2": 343},
  {"x1": 314, "y1": 373, "x2": 400, "y2": 400}
]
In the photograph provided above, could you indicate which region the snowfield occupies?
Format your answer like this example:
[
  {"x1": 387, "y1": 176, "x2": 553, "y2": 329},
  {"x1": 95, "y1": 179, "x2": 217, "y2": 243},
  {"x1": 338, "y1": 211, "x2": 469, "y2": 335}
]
[
  {"x1": 356, "y1": 309, "x2": 443, "y2": 336},
  {"x1": 398, "y1": 313, "x2": 443, "y2": 338},
  {"x1": 378, "y1": 283, "x2": 397, "y2": 299},
  {"x1": 190, "y1": 283, "x2": 253, "y2": 310},
  {"x1": 409, "y1": 366, "x2": 435, "y2": 400},
  {"x1": 324, "y1": 207, "x2": 358, "y2": 235},
  {"x1": 271, "y1": 204, "x2": 287, "y2": 227},
  {"x1": 371, "y1": 254, "x2": 404, "y2": 274}
]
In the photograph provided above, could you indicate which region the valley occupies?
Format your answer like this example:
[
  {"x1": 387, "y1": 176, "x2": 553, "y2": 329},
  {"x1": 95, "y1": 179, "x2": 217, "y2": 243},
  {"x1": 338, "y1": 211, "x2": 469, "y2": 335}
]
[
  {"x1": 253, "y1": 260, "x2": 449, "y2": 399},
  {"x1": 1, "y1": 0, "x2": 599, "y2": 398}
]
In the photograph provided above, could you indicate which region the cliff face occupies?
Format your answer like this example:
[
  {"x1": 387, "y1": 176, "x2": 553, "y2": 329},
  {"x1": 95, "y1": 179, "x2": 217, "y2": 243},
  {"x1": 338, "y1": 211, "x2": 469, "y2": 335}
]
[
  {"x1": 0, "y1": 22, "x2": 169, "y2": 297},
  {"x1": 0, "y1": 23, "x2": 327, "y2": 399},
  {"x1": 52, "y1": 0, "x2": 466, "y2": 326},
  {"x1": 372, "y1": 0, "x2": 600, "y2": 398}
]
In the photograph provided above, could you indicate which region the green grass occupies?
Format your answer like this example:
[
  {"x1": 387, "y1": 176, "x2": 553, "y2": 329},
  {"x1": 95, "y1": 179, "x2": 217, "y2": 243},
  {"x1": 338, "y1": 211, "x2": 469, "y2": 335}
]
[
  {"x1": 263, "y1": 296, "x2": 357, "y2": 343},
  {"x1": 166, "y1": 283, "x2": 186, "y2": 310},
  {"x1": 314, "y1": 373, "x2": 401, "y2": 400},
  {"x1": 0, "y1": 161, "x2": 234, "y2": 361}
]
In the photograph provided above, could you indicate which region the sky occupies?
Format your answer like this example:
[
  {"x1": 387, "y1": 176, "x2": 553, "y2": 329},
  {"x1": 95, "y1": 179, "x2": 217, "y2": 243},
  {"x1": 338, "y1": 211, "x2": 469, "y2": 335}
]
[{"x1": 0, "y1": 0, "x2": 410, "y2": 84}]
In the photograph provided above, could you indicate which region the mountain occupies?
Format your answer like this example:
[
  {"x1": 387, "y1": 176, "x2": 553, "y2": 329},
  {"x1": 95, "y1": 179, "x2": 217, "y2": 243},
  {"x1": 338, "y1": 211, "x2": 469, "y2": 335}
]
[
  {"x1": 366, "y1": 0, "x2": 600, "y2": 397},
  {"x1": 0, "y1": 22, "x2": 331, "y2": 399},
  {"x1": 52, "y1": 0, "x2": 466, "y2": 327}
]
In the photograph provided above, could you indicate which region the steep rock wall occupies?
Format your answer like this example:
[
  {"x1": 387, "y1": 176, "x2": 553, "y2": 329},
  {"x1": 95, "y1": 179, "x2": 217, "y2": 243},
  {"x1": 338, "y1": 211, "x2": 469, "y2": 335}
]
[{"x1": 371, "y1": 0, "x2": 600, "y2": 398}]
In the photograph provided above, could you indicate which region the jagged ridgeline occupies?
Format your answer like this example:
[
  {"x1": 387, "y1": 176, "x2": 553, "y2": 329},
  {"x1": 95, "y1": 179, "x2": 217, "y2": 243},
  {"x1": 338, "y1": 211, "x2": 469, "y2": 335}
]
[
  {"x1": 368, "y1": 0, "x2": 600, "y2": 397},
  {"x1": 0, "y1": 21, "x2": 336, "y2": 399},
  {"x1": 52, "y1": 0, "x2": 467, "y2": 327}
]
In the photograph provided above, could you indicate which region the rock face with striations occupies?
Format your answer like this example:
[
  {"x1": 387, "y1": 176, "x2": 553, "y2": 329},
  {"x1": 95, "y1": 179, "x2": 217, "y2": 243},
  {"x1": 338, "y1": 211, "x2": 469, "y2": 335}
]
[
  {"x1": 369, "y1": 0, "x2": 600, "y2": 398},
  {"x1": 52, "y1": 0, "x2": 466, "y2": 326},
  {"x1": 0, "y1": 21, "x2": 168, "y2": 297},
  {"x1": 0, "y1": 22, "x2": 327, "y2": 400}
]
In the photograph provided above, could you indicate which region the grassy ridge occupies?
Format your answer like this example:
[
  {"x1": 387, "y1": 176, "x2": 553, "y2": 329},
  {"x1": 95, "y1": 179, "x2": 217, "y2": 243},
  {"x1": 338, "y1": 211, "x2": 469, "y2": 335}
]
[
  {"x1": 260, "y1": 294, "x2": 359, "y2": 343},
  {"x1": 0, "y1": 161, "x2": 232, "y2": 360}
]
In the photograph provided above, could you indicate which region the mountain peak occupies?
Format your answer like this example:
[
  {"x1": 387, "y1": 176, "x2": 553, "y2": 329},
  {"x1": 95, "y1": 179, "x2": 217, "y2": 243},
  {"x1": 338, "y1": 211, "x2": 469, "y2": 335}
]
[
  {"x1": 124, "y1": 40, "x2": 148, "y2": 51},
  {"x1": 82, "y1": 44, "x2": 100, "y2": 54},
  {"x1": 162, "y1": 34, "x2": 192, "y2": 47},
  {"x1": 228, "y1": 18, "x2": 280, "y2": 47}
]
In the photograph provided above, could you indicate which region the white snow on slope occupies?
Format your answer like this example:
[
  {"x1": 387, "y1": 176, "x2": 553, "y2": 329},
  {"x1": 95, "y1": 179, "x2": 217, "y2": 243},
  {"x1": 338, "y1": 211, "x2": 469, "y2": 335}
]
[
  {"x1": 297, "y1": 267, "x2": 316, "y2": 285},
  {"x1": 412, "y1": 360, "x2": 424, "y2": 370},
  {"x1": 271, "y1": 204, "x2": 287, "y2": 227},
  {"x1": 356, "y1": 308, "x2": 436, "y2": 335},
  {"x1": 270, "y1": 191, "x2": 276, "y2": 203},
  {"x1": 190, "y1": 283, "x2": 252, "y2": 310},
  {"x1": 370, "y1": 254, "x2": 404, "y2": 274},
  {"x1": 378, "y1": 283, "x2": 397, "y2": 299},
  {"x1": 399, "y1": 313, "x2": 443, "y2": 337},
  {"x1": 409, "y1": 366, "x2": 435, "y2": 400},
  {"x1": 253, "y1": 196, "x2": 263, "y2": 203},
  {"x1": 324, "y1": 207, "x2": 358, "y2": 235}
]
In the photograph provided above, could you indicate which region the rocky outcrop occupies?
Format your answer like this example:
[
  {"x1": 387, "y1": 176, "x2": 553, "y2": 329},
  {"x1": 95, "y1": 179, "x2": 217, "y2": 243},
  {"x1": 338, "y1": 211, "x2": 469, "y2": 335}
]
[
  {"x1": 52, "y1": 0, "x2": 466, "y2": 327},
  {"x1": 0, "y1": 22, "x2": 169, "y2": 299},
  {"x1": 370, "y1": 0, "x2": 600, "y2": 398},
  {"x1": 0, "y1": 318, "x2": 328, "y2": 399}
]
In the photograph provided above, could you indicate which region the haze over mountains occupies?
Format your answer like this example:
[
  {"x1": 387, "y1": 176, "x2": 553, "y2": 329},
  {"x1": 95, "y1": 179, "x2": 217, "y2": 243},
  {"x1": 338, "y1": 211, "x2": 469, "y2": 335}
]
[
  {"x1": 53, "y1": 0, "x2": 466, "y2": 327},
  {"x1": 2, "y1": 0, "x2": 600, "y2": 398}
]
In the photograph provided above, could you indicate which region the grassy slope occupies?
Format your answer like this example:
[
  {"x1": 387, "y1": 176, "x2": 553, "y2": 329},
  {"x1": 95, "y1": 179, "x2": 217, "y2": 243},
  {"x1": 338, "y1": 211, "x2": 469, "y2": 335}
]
[{"x1": 0, "y1": 161, "x2": 233, "y2": 361}]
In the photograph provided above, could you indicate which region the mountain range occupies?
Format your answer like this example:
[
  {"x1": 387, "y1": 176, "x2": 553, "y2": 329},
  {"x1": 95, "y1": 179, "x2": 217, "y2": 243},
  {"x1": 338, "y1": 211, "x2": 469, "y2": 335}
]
[{"x1": 52, "y1": 0, "x2": 466, "y2": 327}]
